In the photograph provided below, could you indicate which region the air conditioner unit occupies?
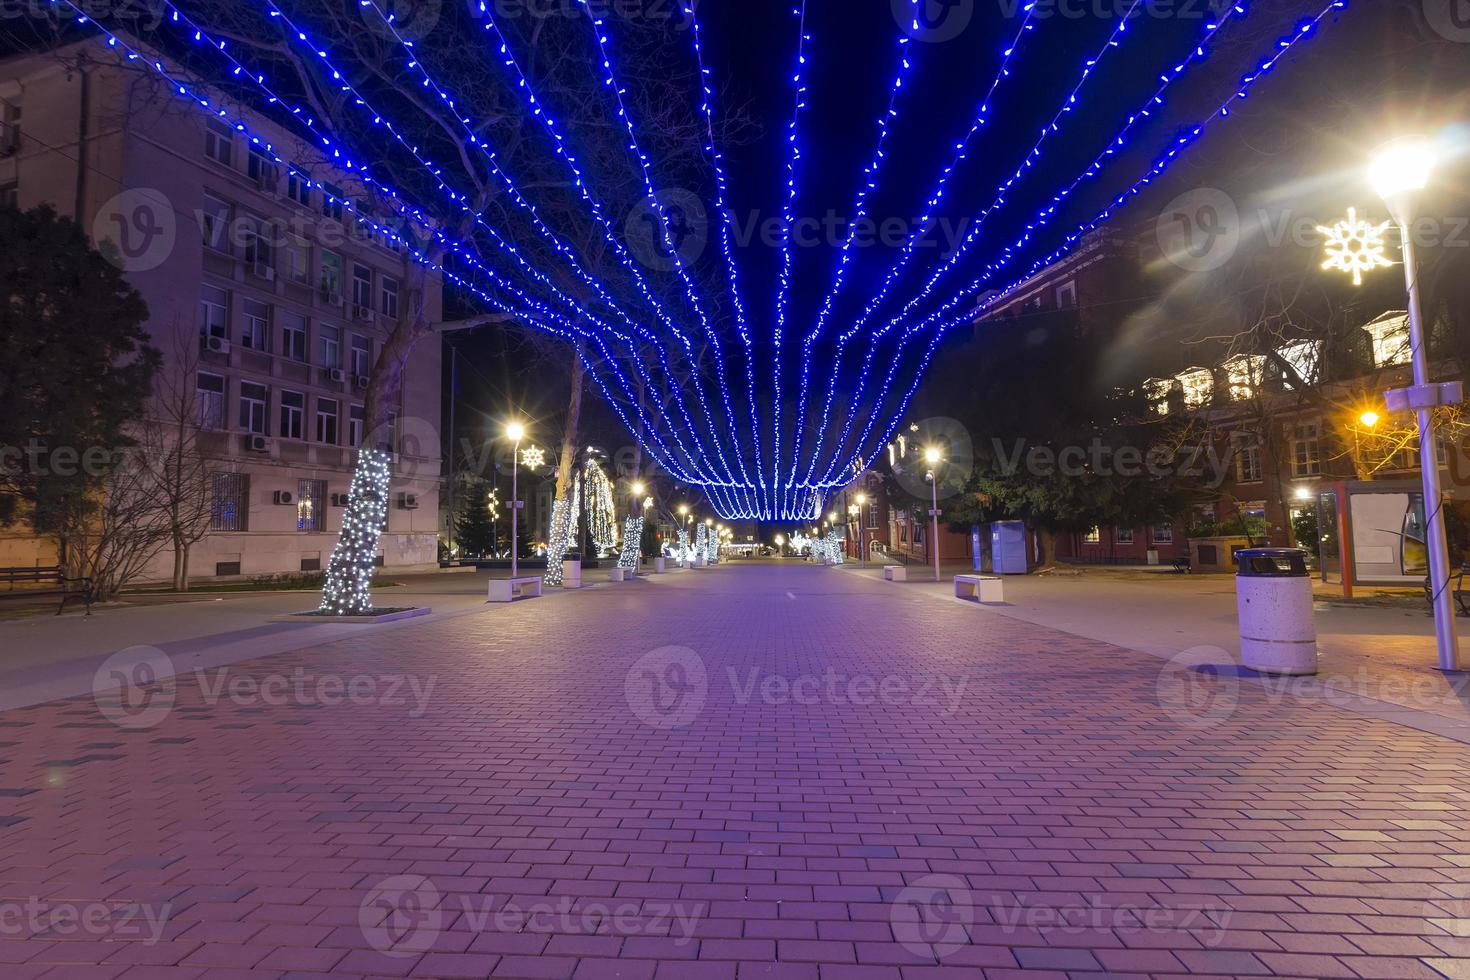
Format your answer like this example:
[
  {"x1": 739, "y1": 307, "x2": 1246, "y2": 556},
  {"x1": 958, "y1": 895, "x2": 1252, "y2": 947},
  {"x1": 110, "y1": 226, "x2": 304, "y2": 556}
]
[
  {"x1": 326, "y1": 292, "x2": 345, "y2": 308},
  {"x1": 327, "y1": 368, "x2": 346, "y2": 384},
  {"x1": 254, "y1": 165, "x2": 279, "y2": 191},
  {"x1": 354, "y1": 306, "x2": 376, "y2": 323},
  {"x1": 204, "y1": 335, "x2": 231, "y2": 355},
  {"x1": 272, "y1": 490, "x2": 294, "y2": 506},
  {"x1": 397, "y1": 492, "x2": 419, "y2": 511},
  {"x1": 252, "y1": 263, "x2": 275, "y2": 282},
  {"x1": 353, "y1": 375, "x2": 370, "y2": 390},
  {"x1": 246, "y1": 435, "x2": 271, "y2": 453},
  {"x1": 330, "y1": 493, "x2": 351, "y2": 508}
]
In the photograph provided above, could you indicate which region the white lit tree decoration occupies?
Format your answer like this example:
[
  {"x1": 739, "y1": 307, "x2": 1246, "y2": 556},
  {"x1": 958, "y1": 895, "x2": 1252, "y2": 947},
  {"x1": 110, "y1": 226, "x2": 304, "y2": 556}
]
[
  {"x1": 319, "y1": 449, "x2": 391, "y2": 615},
  {"x1": 619, "y1": 517, "x2": 643, "y2": 569},
  {"x1": 1318, "y1": 207, "x2": 1393, "y2": 286}
]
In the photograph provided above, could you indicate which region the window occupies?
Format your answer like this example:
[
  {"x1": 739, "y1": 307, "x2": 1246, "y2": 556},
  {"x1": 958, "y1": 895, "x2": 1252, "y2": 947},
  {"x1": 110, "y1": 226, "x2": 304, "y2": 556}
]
[
  {"x1": 196, "y1": 373, "x2": 226, "y2": 429},
  {"x1": 210, "y1": 473, "x2": 249, "y2": 532},
  {"x1": 352, "y1": 263, "x2": 373, "y2": 310},
  {"x1": 204, "y1": 119, "x2": 233, "y2": 167},
  {"x1": 1151, "y1": 524, "x2": 1174, "y2": 544},
  {"x1": 1364, "y1": 314, "x2": 1411, "y2": 368},
  {"x1": 349, "y1": 405, "x2": 365, "y2": 447},
  {"x1": 1234, "y1": 435, "x2": 1263, "y2": 484},
  {"x1": 280, "y1": 311, "x2": 307, "y2": 362},
  {"x1": 279, "y1": 390, "x2": 305, "y2": 440},
  {"x1": 1292, "y1": 421, "x2": 1322, "y2": 477},
  {"x1": 247, "y1": 146, "x2": 276, "y2": 188},
  {"x1": 320, "y1": 251, "x2": 342, "y2": 298},
  {"x1": 1224, "y1": 355, "x2": 1263, "y2": 402},
  {"x1": 239, "y1": 381, "x2": 268, "y2": 434},
  {"x1": 240, "y1": 299, "x2": 270, "y2": 352},
  {"x1": 316, "y1": 398, "x2": 340, "y2": 445},
  {"x1": 1084, "y1": 527, "x2": 1101, "y2": 544},
  {"x1": 1144, "y1": 378, "x2": 1175, "y2": 417},
  {"x1": 319, "y1": 324, "x2": 341, "y2": 370},
  {"x1": 297, "y1": 479, "x2": 326, "y2": 532},
  {"x1": 199, "y1": 284, "x2": 229, "y2": 338},
  {"x1": 1277, "y1": 340, "x2": 1321, "y2": 389},
  {"x1": 0, "y1": 98, "x2": 19, "y2": 155},
  {"x1": 1178, "y1": 368, "x2": 1213, "y2": 409},
  {"x1": 321, "y1": 183, "x2": 344, "y2": 222},
  {"x1": 0, "y1": 182, "x2": 16, "y2": 209},
  {"x1": 242, "y1": 216, "x2": 273, "y2": 272},
  {"x1": 286, "y1": 170, "x2": 312, "y2": 208},
  {"x1": 1055, "y1": 280, "x2": 1077, "y2": 309},
  {"x1": 1115, "y1": 528, "x2": 1135, "y2": 545},
  {"x1": 284, "y1": 237, "x2": 311, "y2": 284},
  {"x1": 866, "y1": 500, "x2": 879, "y2": 530},
  {"x1": 380, "y1": 275, "x2": 399, "y2": 319},
  {"x1": 200, "y1": 194, "x2": 231, "y2": 252},
  {"x1": 350, "y1": 334, "x2": 372, "y2": 378}
]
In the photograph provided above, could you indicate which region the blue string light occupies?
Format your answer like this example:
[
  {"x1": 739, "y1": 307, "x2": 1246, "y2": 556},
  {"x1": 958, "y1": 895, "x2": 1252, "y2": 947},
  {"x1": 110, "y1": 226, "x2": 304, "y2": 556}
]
[
  {"x1": 824, "y1": 1, "x2": 1350, "y2": 488},
  {"x1": 772, "y1": 0, "x2": 810, "y2": 517}
]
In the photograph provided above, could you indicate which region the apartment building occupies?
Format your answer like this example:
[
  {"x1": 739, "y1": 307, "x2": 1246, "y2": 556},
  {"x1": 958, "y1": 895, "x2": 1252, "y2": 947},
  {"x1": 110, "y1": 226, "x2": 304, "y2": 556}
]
[{"x1": 0, "y1": 41, "x2": 443, "y2": 580}]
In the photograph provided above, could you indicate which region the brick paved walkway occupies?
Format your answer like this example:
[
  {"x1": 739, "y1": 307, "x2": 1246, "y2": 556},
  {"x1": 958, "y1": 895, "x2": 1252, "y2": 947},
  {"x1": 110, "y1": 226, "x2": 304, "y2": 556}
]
[{"x1": 1, "y1": 562, "x2": 1468, "y2": 979}]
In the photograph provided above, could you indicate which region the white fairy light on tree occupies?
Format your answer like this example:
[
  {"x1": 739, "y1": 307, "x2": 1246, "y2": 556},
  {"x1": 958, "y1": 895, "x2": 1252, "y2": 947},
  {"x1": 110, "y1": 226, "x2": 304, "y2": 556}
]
[
  {"x1": 583, "y1": 461, "x2": 618, "y2": 555},
  {"x1": 543, "y1": 498, "x2": 572, "y2": 586},
  {"x1": 619, "y1": 517, "x2": 643, "y2": 569},
  {"x1": 319, "y1": 449, "x2": 390, "y2": 615}
]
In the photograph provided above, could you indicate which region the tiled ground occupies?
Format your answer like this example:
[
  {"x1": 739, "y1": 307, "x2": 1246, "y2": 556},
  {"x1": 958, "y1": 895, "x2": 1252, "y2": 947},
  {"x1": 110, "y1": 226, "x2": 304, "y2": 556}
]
[{"x1": 1, "y1": 563, "x2": 1468, "y2": 979}]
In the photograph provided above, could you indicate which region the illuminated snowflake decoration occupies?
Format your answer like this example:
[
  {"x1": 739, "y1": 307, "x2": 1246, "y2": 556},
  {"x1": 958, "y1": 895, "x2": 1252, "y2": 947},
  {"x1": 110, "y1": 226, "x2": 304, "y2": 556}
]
[
  {"x1": 520, "y1": 445, "x2": 546, "y2": 470},
  {"x1": 1318, "y1": 208, "x2": 1393, "y2": 286}
]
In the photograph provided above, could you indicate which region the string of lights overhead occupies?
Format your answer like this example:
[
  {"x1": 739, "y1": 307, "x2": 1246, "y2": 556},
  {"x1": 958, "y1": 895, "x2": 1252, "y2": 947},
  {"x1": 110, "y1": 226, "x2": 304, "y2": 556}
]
[{"x1": 54, "y1": 0, "x2": 1353, "y2": 523}]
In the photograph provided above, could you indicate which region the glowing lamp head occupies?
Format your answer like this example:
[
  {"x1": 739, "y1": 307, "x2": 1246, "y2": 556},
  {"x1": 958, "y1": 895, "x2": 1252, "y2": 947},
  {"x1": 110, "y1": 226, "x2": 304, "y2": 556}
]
[
  {"x1": 1294, "y1": 486, "x2": 1315, "y2": 502},
  {"x1": 1359, "y1": 410, "x2": 1381, "y2": 429},
  {"x1": 506, "y1": 421, "x2": 526, "y2": 443},
  {"x1": 705, "y1": 518, "x2": 713, "y2": 526},
  {"x1": 828, "y1": 512, "x2": 837, "y2": 522},
  {"x1": 856, "y1": 493, "x2": 867, "y2": 506},
  {"x1": 1368, "y1": 137, "x2": 1437, "y2": 202},
  {"x1": 923, "y1": 446, "x2": 942, "y2": 465},
  {"x1": 678, "y1": 504, "x2": 689, "y2": 516},
  {"x1": 632, "y1": 481, "x2": 646, "y2": 496}
]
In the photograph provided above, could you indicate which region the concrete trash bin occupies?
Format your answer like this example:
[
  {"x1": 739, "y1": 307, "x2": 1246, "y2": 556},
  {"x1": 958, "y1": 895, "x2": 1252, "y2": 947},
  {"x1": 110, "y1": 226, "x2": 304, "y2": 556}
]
[{"x1": 1235, "y1": 548, "x2": 1317, "y2": 675}]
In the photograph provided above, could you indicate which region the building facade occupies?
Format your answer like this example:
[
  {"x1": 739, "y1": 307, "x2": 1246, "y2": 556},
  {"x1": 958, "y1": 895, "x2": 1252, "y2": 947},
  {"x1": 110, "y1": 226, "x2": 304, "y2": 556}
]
[{"x1": 0, "y1": 42, "x2": 443, "y2": 581}]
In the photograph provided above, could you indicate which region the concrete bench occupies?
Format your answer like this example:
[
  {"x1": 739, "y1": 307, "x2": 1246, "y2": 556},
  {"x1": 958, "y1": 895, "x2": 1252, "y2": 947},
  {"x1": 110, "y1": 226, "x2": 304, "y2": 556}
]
[
  {"x1": 883, "y1": 565, "x2": 906, "y2": 582},
  {"x1": 954, "y1": 574, "x2": 1004, "y2": 604},
  {"x1": 488, "y1": 576, "x2": 543, "y2": 603},
  {"x1": 610, "y1": 567, "x2": 637, "y2": 582}
]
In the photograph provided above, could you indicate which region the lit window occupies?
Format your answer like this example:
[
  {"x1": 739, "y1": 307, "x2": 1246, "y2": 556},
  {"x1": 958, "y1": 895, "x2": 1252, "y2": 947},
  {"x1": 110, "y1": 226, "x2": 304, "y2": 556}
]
[
  {"x1": 1277, "y1": 340, "x2": 1321, "y2": 388},
  {"x1": 1363, "y1": 314, "x2": 1411, "y2": 368},
  {"x1": 1178, "y1": 368, "x2": 1213, "y2": 409},
  {"x1": 1224, "y1": 355, "x2": 1263, "y2": 401},
  {"x1": 1151, "y1": 524, "x2": 1174, "y2": 544},
  {"x1": 1143, "y1": 378, "x2": 1173, "y2": 416},
  {"x1": 297, "y1": 479, "x2": 326, "y2": 532},
  {"x1": 211, "y1": 473, "x2": 249, "y2": 532},
  {"x1": 1084, "y1": 527, "x2": 1101, "y2": 544}
]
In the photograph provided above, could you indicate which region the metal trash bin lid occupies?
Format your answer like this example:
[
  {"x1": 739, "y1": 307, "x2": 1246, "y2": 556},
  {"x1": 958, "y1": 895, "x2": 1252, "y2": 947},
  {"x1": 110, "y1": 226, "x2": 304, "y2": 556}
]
[{"x1": 1235, "y1": 548, "x2": 1309, "y2": 577}]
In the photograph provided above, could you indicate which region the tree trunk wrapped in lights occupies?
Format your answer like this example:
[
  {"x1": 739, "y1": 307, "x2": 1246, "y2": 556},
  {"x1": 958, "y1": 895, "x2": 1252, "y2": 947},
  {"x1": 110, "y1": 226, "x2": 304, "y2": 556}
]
[
  {"x1": 677, "y1": 528, "x2": 690, "y2": 564},
  {"x1": 320, "y1": 449, "x2": 391, "y2": 615},
  {"x1": 619, "y1": 517, "x2": 643, "y2": 569},
  {"x1": 694, "y1": 523, "x2": 709, "y2": 563},
  {"x1": 543, "y1": 497, "x2": 573, "y2": 587}
]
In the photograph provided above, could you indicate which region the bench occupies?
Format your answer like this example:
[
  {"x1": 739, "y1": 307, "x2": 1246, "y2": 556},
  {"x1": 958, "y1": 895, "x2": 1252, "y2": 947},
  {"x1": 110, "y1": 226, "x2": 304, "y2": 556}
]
[
  {"x1": 1425, "y1": 565, "x2": 1470, "y2": 616},
  {"x1": 954, "y1": 574, "x2": 1004, "y2": 604},
  {"x1": 610, "y1": 567, "x2": 637, "y2": 582},
  {"x1": 487, "y1": 576, "x2": 543, "y2": 603},
  {"x1": 0, "y1": 565, "x2": 93, "y2": 615},
  {"x1": 1171, "y1": 555, "x2": 1191, "y2": 574},
  {"x1": 883, "y1": 565, "x2": 906, "y2": 582}
]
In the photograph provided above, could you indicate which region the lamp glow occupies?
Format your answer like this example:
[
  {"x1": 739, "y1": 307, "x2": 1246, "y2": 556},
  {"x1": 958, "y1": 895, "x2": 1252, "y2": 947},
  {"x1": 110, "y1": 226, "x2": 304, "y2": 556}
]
[
  {"x1": 1359, "y1": 410, "x2": 1381, "y2": 428},
  {"x1": 1368, "y1": 137, "x2": 1438, "y2": 201},
  {"x1": 506, "y1": 422, "x2": 526, "y2": 443}
]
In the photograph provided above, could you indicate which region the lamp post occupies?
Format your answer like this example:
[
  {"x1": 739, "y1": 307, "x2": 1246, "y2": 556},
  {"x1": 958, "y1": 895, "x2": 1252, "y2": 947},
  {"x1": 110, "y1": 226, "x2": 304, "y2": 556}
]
[
  {"x1": 1369, "y1": 137, "x2": 1462, "y2": 671},
  {"x1": 855, "y1": 493, "x2": 868, "y2": 566},
  {"x1": 924, "y1": 447, "x2": 943, "y2": 582},
  {"x1": 506, "y1": 422, "x2": 526, "y2": 577}
]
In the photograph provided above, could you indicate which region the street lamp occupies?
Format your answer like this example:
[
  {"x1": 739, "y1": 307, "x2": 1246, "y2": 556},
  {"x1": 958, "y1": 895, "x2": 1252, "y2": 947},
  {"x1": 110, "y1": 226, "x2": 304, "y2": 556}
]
[
  {"x1": 855, "y1": 492, "x2": 868, "y2": 566},
  {"x1": 632, "y1": 481, "x2": 646, "y2": 518},
  {"x1": 924, "y1": 446, "x2": 943, "y2": 582},
  {"x1": 1368, "y1": 136, "x2": 1461, "y2": 671},
  {"x1": 506, "y1": 421, "x2": 526, "y2": 577}
]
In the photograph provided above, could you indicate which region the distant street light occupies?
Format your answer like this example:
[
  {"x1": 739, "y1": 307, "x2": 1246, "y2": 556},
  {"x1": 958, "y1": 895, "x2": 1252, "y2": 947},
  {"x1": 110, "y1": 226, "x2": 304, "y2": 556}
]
[
  {"x1": 924, "y1": 447, "x2": 943, "y2": 582},
  {"x1": 855, "y1": 492, "x2": 868, "y2": 566},
  {"x1": 506, "y1": 421, "x2": 527, "y2": 577},
  {"x1": 1358, "y1": 410, "x2": 1381, "y2": 429},
  {"x1": 1368, "y1": 136, "x2": 1461, "y2": 671}
]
